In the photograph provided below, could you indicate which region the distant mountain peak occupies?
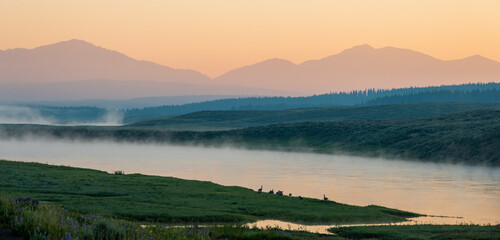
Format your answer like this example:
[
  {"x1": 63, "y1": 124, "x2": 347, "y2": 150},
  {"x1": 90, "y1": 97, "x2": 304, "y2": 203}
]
[
  {"x1": 352, "y1": 44, "x2": 375, "y2": 49},
  {"x1": 257, "y1": 58, "x2": 296, "y2": 66},
  {"x1": 463, "y1": 54, "x2": 489, "y2": 61},
  {"x1": 62, "y1": 39, "x2": 92, "y2": 44},
  {"x1": 330, "y1": 44, "x2": 380, "y2": 59},
  {"x1": 0, "y1": 39, "x2": 210, "y2": 85},
  {"x1": 35, "y1": 39, "x2": 106, "y2": 52},
  {"x1": 341, "y1": 44, "x2": 375, "y2": 53},
  {"x1": 455, "y1": 54, "x2": 500, "y2": 66}
]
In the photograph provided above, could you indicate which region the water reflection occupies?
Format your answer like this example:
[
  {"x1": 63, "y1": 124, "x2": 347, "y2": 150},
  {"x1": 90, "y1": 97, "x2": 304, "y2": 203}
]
[
  {"x1": 247, "y1": 216, "x2": 470, "y2": 235},
  {"x1": 0, "y1": 138, "x2": 498, "y2": 226}
]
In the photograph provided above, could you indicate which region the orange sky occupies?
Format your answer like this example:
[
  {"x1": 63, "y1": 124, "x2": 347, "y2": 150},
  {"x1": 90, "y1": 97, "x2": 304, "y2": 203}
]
[{"x1": 1, "y1": 0, "x2": 499, "y2": 77}]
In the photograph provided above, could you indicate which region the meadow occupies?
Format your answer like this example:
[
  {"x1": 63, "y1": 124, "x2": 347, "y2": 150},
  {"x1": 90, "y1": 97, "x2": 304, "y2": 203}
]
[{"x1": 0, "y1": 160, "x2": 419, "y2": 224}]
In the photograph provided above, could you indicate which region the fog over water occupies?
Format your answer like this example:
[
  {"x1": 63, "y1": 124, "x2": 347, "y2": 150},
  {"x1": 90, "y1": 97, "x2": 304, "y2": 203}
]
[
  {"x1": 0, "y1": 105, "x2": 123, "y2": 126},
  {"x1": 0, "y1": 138, "x2": 498, "y2": 231},
  {"x1": 0, "y1": 105, "x2": 53, "y2": 125}
]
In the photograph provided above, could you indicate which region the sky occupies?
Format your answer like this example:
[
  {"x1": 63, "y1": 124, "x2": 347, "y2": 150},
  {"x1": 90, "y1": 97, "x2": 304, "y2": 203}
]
[{"x1": 1, "y1": 0, "x2": 499, "y2": 77}]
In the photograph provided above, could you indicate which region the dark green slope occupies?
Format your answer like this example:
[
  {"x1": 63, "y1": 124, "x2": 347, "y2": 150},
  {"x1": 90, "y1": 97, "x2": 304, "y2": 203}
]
[
  {"x1": 128, "y1": 102, "x2": 500, "y2": 130},
  {"x1": 201, "y1": 110, "x2": 499, "y2": 166}
]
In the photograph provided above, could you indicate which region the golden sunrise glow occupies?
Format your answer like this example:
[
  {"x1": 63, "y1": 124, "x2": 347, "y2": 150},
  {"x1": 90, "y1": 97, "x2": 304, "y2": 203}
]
[{"x1": 1, "y1": 0, "x2": 499, "y2": 77}]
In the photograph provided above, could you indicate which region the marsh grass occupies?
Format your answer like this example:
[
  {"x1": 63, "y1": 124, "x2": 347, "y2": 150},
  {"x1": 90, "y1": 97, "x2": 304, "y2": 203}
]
[
  {"x1": 0, "y1": 196, "x2": 320, "y2": 240},
  {"x1": 2, "y1": 193, "x2": 498, "y2": 240},
  {"x1": 329, "y1": 224, "x2": 500, "y2": 240}
]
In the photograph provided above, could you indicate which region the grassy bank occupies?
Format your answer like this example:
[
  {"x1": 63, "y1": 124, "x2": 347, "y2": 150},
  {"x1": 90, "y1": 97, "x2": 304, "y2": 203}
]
[
  {"x1": 0, "y1": 160, "x2": 419, "y2": 225},
  {"x1": 0, "y1": 195, "x2": 330, "y2": 240},
  {"x1": 329, "y1": 225, "x2": 500, "y2": 240},
  {"x1": 2, "y1": 195, "x2": 498, "y2": 240}
]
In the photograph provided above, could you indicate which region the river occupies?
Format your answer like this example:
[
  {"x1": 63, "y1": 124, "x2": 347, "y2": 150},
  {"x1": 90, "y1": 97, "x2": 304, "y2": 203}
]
[{"x1": 0, "y1": 138, "x2": 498, "y2": 233}]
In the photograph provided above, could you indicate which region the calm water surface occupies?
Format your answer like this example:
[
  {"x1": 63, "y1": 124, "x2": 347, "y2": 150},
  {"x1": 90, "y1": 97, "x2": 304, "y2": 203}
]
[{"x1": 0, "y1": 138, "x2": 498, "y2": 233}]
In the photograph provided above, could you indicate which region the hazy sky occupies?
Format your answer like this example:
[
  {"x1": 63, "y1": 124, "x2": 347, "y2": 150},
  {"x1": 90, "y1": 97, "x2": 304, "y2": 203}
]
[{"x1": 1, "y1": 0, "x2": 499, "y2": 77}]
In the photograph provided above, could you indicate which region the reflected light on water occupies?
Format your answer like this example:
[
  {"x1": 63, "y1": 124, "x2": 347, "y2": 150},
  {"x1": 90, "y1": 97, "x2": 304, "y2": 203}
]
[{"x1": 247, "y1": 215, "x2": 481, "y2": 235}]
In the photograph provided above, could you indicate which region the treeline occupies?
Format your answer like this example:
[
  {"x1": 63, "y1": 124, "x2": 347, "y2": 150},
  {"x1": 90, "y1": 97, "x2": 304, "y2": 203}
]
[
  {"x1": 124, "y1": 83, "x2": 500, "y2": 118},
  {"x1": 365, "y1": 89, "x2": 500, "y2": 105}
]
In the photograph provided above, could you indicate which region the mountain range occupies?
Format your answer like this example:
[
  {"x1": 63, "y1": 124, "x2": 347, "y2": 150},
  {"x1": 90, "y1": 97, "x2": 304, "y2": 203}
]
[
  {"x1": 217, "y1": 45, "x2": 500, "y2": 92},
  {"x1": 1, "y1": 40, "x2": 499, "y2": 101}
]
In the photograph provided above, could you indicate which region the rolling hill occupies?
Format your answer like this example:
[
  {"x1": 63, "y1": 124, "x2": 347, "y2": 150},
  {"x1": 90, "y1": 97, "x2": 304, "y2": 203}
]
[{"x1": 127, "y1": 102, "x2": 500, "y2": 131}]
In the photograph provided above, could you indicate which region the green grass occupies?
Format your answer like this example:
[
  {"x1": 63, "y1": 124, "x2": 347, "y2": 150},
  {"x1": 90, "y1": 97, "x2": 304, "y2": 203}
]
[
  {"x1": 0, "y1": 160, "x2": 419, "y2": 225},
  {"x1": 2, "y1": 194, "x2": 497, "y2": 240},
  {"x1": 1, "y1": 195, "x2": 334, "y2": 240},
  {"x1": 329, "y1": 224, "x2": 500, "y2": 240}
]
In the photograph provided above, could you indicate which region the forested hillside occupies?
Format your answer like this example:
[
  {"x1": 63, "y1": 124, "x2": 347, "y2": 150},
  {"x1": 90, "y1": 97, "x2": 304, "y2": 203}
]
[{"x1": 123, "y1": 83, "x2": 500, "y2": 121}]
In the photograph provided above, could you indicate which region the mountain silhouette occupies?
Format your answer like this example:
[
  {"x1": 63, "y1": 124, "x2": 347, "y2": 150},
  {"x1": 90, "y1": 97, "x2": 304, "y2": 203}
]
[
  {"x1": 214, "y1": 44, "x2": 500, "y2": 93},
  {"x1": 0, "y1": 40, "x2": 299, "y2": 100},
  {"x1": 1, "y1": 40, "x2": 499, "y2": 99},
  {"x1": 0, "y1": 39, "x2": 209, "y2": 84}
]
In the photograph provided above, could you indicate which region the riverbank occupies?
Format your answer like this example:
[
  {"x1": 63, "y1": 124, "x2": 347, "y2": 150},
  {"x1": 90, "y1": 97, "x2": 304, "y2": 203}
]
[
  {"x1": 0, "y1": 196, "x2": 328, "y2": 240},
  {"x1": 2, "y1": 196, "x2": 498, "y2": 240},
  {"x1": 329, "y1": 224, "x2": 500, "y2": 239}
]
